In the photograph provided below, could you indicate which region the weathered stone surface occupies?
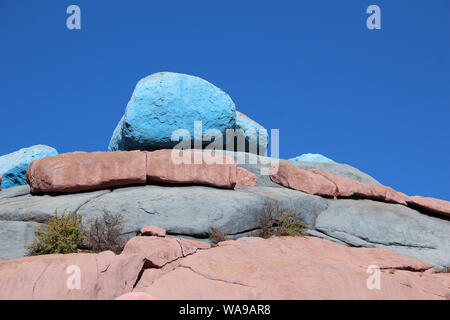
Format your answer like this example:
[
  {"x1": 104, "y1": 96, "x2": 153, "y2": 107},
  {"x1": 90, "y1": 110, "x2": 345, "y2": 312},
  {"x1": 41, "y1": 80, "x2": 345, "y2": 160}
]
[
  {"x1": 0, "y1": 145, "x2": 58, "y2": 189},
  {"x1": 108, "y1": 72, "x2": 236, "y2": 151},
  {"x1": 0, "y1": 250, "x2": 145, "y2": 299},
  {"x1": 115, "y1": 292, "x2": 157, "y2": 300},
  {"x1": 134, "y1": 237, "x2": 450, "y2": 300},
  {"x1": 310, "y1": 168, "x2": 410, "y2": 205},
  {"x1": 146, "y1": 149, "x2": 237, "y2": 189},
  {"x1": 141, "y1": 226, "x2": 166, "y2": 237},
  {"x1": 407, "y1": 196, "x2": 450, "y2": 218},
  {"x1": 269, "y1": 161, "x2": 337, "y2": 196},
  {"x1": 289, "y1": 153, "x2": 334, "y2": 163},
  {"x1": 121, "y1": 236, "x2": 210, "y2": 268},
  {"x1": 313, "y1": 199, "x2": 450, "y2": 271},
  {"x1": 26, "y1": 151, "x2": 146, "y2": 194},
  {"x1": 0, "y1": 220, "x2": 42, "y2": 260}
]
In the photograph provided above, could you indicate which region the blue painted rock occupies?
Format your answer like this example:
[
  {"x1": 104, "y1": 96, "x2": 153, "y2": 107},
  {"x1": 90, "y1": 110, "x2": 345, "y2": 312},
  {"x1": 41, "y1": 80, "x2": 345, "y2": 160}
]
[
  {"x1": 108, "y1": 72, "x2": 237, "y2": 151},
  {"x1": 289, "y1": 153, "x2": 335, "y2": 163},
  {"x1": 0, "y1": 145, "x2": 58, "y2": 189},
  {"x1": 232, "y1": 111, "x2": 268, "y2": 155}
]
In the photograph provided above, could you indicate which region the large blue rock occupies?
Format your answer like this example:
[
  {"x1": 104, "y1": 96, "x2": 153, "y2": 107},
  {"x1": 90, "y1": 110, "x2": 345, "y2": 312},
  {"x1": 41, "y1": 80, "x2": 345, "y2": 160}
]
[
  {"x1": 233, "y1": 111, "x2": 268, "y2": 155},
  {"x1": 289, "y1": 153, "x2": 335, "y2": 163},
  {"x1": 0, "y1": 145, "x2": 58, "y2": 189},
  {"x1": 108, "y1": 72, "x2": 237, "y2": 151}
]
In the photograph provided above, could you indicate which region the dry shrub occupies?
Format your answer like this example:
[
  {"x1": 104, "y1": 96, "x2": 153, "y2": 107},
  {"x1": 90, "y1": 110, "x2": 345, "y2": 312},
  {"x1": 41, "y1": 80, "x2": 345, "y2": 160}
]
[{"x1": 85, "y1": 212, "x2": 125, "y2": 254}]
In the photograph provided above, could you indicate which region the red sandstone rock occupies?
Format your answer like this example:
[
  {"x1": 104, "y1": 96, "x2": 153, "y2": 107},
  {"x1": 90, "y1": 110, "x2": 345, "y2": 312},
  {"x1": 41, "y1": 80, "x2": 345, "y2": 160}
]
[
  {"x1": 0, "y1": 250, "x2": 144, "y2": 300},
  {"x1": 141, "y1": 226, "x2": 166, "y2": 237},
  {"x1": 121, "y1": 236, "x2": 210, "y2": 268},
  {"x1": 235, "y1": 167, "x2": 257, "y2": 189},
  {"x1": 407, "y1": 196, "x2": 450, "y2": 218},
  {"x1": 0, "y1": 236, "x2": 448, "y2": 300},
  {"x1": 269, "y1": 161, "x2": 337, "y2": 196},
  {"x1": 146, "y1": 149, "x2": 238, "y2": 189},
  {"x1": 134, "y1": 236, "x2": 450, "y2": 300},
  {"x1": 310, "y1": 168, "x2": 410, "y2": 205},
  {"x1": 26, "y1": 151, "x2": 147, "y2": 194}
]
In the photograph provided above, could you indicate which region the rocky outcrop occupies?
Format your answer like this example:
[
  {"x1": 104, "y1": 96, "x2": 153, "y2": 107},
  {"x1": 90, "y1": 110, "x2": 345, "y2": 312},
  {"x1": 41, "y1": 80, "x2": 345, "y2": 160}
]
[
  {"x1": 270, "y1": 161, "x2": 450, "y2": 219},
  {"x1": 289, "y1": 153, "x2": 334, "y2": 162},
  {"x1": 0, "y1": 145, "x2": 58, "y2": 189},
  {"x1": 1, "y1": 236, "x2": 448, "y2": 299},
  {"x1": 108, "y1": 72, "x2": 237, "y2": 151},
  {"x1": 1, "y1": 152, "x2": 449, "y2": 271},
  {"x1": 26, "y1": 151, "x2": 147, "y2": 194}
]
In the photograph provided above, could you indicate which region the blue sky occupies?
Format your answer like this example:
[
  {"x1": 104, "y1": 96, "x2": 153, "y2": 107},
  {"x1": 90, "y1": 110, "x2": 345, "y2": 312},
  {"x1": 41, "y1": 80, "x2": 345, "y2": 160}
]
[{"x1": 0, "y1": 0, "x2": 449, "y2": 200}]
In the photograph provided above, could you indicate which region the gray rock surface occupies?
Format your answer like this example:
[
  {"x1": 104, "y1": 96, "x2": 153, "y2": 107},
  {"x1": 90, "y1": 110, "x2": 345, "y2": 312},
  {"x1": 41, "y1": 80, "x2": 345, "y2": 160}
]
[
  {"x1": 0, "y1": 151, "x2": 448, "y2": 272},
  {"x1": 0, "y1": 220, "x2": 42, "y2": 260}
]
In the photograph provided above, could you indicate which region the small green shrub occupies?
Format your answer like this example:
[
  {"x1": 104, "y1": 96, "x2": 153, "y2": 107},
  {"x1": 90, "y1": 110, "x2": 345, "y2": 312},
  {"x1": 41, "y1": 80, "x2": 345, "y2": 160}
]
[
  {"x1": 85, "y1": 212, "x2": 125, "y2": 254},
  {"x1": 209, "y1": 226, "x2": 227, "y2": 245},
  {"x1": 27, "y1": 210, "x2": 85, "y2": 256},
  {"x1": 276, "y1": 210, "x2": 308, "y2": 236},
  {"x1": 256, "y1": 200, "x2": 307, "y2": 238}
]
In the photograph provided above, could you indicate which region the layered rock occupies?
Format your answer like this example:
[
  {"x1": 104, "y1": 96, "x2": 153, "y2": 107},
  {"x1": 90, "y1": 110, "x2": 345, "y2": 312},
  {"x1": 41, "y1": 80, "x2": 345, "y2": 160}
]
[
  {"x1": 0, "y1": 145, "x2": 58, "y2": 189},
  {"x1": 108, "y1": 72, "x2": 237, "y2": 151},
  {"x1": 270, "y1": 161, "x2": 450, "y2": 218},
  {"x1": 289, "y1": 153, "x2": 334, "y2": 163},
  {"x1": 25, "y1": 149, "x2": 257, "y2": 193},
  {"x1": 26, "y1": 151, "x2": 147, "y2": 194},
  {"x1": 1, "y1": 151, "x2": 449, "y2": 271},
  {"x1": 1, "y1": 236, "x2": 448, "y2": 300},
  {"x1": 141, "y1": 226, "x2": 166, "y2": 237},
  {"x1": 132, "y1": 236, "x2": 449, "y2": 300}
]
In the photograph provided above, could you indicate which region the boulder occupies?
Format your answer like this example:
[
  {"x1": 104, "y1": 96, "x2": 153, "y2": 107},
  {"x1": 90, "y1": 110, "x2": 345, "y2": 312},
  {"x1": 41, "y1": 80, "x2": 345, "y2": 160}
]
[
  {"x1": 121, "y1": 236, "x2": 210, "y2": 268},
  {"x1": 141, "y1": 226, "x2": 166, "y2": 237},
  {"x1": 269, "y1": 161, "x2": 337, "y2": 196},
  {"x1": 231, "y1": 111, "x2": 268, "y2": 155},
  {"x1": 26, "y1": 151, "x2": 147, "y2": 194},
  {"x1": 108, "y1": 72, "x2": 236, "y2": 151},
  {"x1": 146, "y1": 149, "x2": 237, "y2": 189},
  {"x1": 0, "y1": 251, "x2": 145, "y2": 299},
  {"x1": 289, "y1": 153, "x2": 334, "y2": 163},
  {"x1": 0, "y1": 145, "x2": 58, "y2": 189},
  {"x1": 407, "y1": 196, "x2": 450, "y2": 218},
  {"x1": 133, "y1": 237, "x2": 450, "y2": 299}
]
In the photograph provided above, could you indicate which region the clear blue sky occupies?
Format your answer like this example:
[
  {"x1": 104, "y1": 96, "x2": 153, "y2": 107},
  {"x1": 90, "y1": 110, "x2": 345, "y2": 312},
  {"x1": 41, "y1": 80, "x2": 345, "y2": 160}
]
[{"x1": 1, "y1": 0, "x2": 449, "y2": 200}]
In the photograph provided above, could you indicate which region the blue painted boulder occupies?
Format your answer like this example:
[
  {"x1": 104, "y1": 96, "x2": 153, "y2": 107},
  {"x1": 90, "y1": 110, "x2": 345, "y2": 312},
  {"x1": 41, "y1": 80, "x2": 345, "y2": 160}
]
[
  {"x1": 289, "y1": 153, "x2": 335, "y2": 163},
  {"x1": 108, "y1": 72, "x2": 237, "y2": 151},
  {"x1": 0, "y1": 145, "x2": 58, "y2": 189},
  {"x1": 233, "y1": 111, "x2": 268, "y2": 155}
]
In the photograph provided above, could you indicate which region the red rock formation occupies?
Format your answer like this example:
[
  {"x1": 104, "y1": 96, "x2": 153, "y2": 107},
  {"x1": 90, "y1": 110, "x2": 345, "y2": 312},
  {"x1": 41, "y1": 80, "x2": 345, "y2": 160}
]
[
  {"x1": 235, "y1": 167, "x2": 257, "y2": 188},
  {"x1": 269, "y1": 161, "x2": 337, "y2": 196},
  {"x1": 26, "y1": 151, "x2": 147, "y2": 194},
  {"x1": 408, "y1": 196, "x2": 450, "y2": 218},
  {"x1": 270, "y1": 161, "x2": 450, "y2": 218},
  {"x1": 146, "y1": 149, "x2": 238, "y2": 189},
  {"x1": 0, "y1": 236, "x2": 448, "y2": 299}
]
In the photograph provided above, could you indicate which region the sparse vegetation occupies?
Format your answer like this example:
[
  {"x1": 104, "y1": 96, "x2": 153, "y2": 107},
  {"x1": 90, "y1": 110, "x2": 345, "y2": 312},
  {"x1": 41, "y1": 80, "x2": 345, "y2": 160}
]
[
  {"x1": 256, "y1": 200, "x2": 307, "y2": 238},
  {"x1": 209, "y1": 226, "x2": 227, "y2": 245},
  {"x1": 27, "y1": 210, "x2": 85, "y2": 256},
  {"x1": 85, "y1": 212, "x2": 126, "y2": 254}
]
